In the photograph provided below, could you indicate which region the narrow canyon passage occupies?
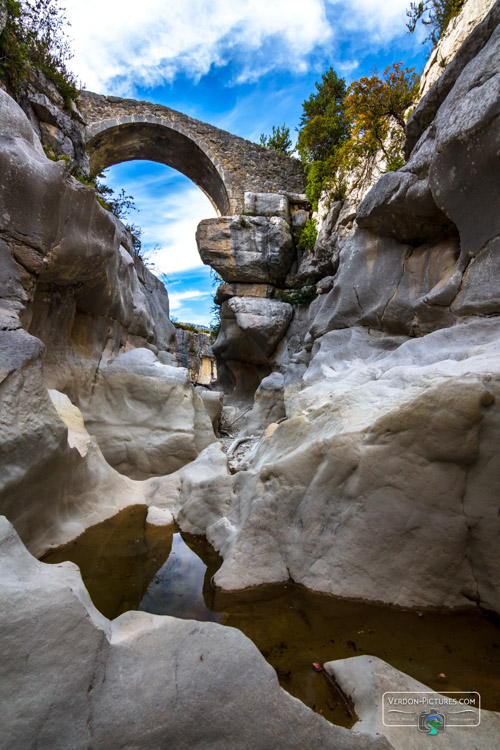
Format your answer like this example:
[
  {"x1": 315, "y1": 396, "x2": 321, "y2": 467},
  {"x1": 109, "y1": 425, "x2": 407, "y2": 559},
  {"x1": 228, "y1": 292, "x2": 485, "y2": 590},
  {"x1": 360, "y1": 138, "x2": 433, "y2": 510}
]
[{"x1": 1, "y1": 1, "x2": 500, "y2": 747}]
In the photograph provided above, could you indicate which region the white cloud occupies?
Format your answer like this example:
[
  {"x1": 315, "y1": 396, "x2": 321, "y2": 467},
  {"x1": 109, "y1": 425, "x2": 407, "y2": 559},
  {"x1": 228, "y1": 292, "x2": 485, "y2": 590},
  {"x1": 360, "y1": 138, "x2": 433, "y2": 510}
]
[
  {"x1": 63, "y1": 0, "x2": 414, "y2": 95},
  {"x1": 328, "y1": 0, "x2": 410, "y2": 40},
  {"x1": 64, "y1": 0, "x2": 332, "y2": 94},
  {"x1": 104, "y1": 164, "x2": 217, "y2": 274},
  {"x1": 168, "y1": 290, "x2": 210, "y2": 311}
]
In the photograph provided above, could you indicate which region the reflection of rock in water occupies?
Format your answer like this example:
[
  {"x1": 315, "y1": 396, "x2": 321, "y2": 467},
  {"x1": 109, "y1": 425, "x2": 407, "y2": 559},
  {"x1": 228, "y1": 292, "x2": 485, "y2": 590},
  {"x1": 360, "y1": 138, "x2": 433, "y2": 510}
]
[{"x1": 139, "y1": 533, "x2": 223, "y2": 623}]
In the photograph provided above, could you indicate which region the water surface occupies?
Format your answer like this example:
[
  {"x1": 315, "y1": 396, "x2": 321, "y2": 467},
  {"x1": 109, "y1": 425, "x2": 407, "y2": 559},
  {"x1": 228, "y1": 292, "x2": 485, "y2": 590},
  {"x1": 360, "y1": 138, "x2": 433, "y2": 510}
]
[{"x1": 42, "y1": 505, "x2": 500, "y2": 727}]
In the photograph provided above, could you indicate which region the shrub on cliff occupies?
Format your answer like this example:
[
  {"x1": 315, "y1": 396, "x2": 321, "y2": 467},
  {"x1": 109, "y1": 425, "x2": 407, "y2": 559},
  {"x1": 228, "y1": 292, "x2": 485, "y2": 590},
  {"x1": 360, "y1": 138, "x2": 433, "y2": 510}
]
[
  {"x1": 344, "y1": 63, "x2": 420, "y2": 173},
  {"x1": 295, "y1": 218, "x2": 318, "y2": 254},
  {"x1": 0, "y1": 0, "x2": 79, "y2": 106},
  {"x1": 407, "y1": 0, "x2": 466, "y2": 45},
  {"x1": 280, "y1": 284, "x2": 318, "y2": 306}
]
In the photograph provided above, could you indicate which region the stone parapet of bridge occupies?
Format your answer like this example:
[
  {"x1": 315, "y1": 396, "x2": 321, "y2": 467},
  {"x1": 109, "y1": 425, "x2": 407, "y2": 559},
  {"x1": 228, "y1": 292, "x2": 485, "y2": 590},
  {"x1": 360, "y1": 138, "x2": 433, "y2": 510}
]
[{"x1": 79, "y1": 91, "x2": 305, "y2": 216}]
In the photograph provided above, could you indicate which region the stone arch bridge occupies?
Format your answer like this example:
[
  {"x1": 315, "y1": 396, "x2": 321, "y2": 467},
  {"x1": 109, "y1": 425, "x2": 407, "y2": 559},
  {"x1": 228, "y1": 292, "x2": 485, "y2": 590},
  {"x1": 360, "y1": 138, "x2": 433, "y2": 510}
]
[{"x1": 79, "y1": 91, "x2": 305, "y2": 216}]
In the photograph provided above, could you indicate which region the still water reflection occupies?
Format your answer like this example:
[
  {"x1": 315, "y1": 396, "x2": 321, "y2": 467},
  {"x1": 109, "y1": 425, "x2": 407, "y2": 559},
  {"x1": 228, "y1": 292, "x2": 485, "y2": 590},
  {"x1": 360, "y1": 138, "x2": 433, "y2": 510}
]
[
  {"x1": 139, "y1": 531, "x2": 222, "y2": 623},
  {"x1": 42, "y1": 505, "x2": 500, "y2": 727}
]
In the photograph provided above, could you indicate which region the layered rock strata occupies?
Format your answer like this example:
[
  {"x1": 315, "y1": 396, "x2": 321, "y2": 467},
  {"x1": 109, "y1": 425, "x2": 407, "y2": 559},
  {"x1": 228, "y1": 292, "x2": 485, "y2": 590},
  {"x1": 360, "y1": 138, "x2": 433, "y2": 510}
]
[{"x1": 197, "y1": 191, "x2": 311, "y2": 396}]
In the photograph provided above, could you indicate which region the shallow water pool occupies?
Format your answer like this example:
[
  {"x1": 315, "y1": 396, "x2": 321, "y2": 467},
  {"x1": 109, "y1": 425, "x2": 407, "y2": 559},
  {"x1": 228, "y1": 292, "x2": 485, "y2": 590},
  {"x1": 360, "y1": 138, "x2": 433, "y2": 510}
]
[{"x1": 41, "y1": 505, "x2": 500, "y2": 727}]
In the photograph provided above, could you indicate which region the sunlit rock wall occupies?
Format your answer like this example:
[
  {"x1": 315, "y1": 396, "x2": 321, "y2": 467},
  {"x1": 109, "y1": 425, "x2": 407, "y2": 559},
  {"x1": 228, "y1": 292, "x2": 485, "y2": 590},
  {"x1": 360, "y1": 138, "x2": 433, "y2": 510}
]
[
  {"x1": 186, "y1": 5, "x2": 500, "y2": 615},
  {"x1": 419, "y1": 0, "x2": 496, "y2": 96}
]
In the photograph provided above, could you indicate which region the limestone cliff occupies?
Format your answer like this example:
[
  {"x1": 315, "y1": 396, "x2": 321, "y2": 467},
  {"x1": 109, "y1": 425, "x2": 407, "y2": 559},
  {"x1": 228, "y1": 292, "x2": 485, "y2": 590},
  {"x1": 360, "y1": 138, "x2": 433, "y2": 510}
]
[
  {"x1": 193, "y1": 1, "x2": 500, "y2": 614},
  {"x1": 0, "y1": 87, "x2": 217, "y2": 550},
  {"x1": 419, "y1": 0, "x2": 496, "y2": 96}
]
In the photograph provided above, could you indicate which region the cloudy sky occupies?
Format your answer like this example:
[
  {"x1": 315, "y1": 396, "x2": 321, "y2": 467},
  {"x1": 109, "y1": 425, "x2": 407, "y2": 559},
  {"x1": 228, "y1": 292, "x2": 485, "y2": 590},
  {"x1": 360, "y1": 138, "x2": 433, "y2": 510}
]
[{"x1": 64, "y1": 0, "x2": 428, "y2": 326}]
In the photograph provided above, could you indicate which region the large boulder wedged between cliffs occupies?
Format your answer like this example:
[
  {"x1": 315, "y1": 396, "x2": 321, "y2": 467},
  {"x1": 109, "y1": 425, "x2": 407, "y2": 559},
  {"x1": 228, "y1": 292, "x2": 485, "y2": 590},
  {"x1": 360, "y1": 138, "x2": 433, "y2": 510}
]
[
  {"x1": 84, "y1": 348, "x2": 217, "y2": 480},
  {"x1": 0, "y1": 517, "x2": 391, "y2": 750},
  {"x1": 213, "y1": 297, "x2": 293, "y2": 365},
  {"x1": 197, "y1": 215, "x2": 294, "y2": 285}
]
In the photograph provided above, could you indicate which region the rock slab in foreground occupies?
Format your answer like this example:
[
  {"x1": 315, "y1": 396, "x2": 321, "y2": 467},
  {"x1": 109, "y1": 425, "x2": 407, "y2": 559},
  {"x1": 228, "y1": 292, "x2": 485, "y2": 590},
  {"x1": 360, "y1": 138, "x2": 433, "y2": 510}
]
[
  {"x1": 325, "y1": 655, "x2": 500, "y2": 750},
  {"x1": 0, "y1": 516, "x2": 390, "y2": 750}
]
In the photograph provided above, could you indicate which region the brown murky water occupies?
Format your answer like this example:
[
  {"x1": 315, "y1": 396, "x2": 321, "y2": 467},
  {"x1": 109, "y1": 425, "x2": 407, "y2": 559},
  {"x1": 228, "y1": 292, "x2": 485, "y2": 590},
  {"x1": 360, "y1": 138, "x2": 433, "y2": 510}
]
[{"x1": 41, "y1": 505, "x2": 500, "y2": 727}]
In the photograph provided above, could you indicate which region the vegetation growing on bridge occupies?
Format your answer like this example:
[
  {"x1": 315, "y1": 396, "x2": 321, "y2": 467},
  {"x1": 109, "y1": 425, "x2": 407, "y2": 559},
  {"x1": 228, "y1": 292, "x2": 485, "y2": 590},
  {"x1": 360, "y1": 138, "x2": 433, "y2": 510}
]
[{"x1": 259, "y1": 124, "x2": 293, "y2": 155}]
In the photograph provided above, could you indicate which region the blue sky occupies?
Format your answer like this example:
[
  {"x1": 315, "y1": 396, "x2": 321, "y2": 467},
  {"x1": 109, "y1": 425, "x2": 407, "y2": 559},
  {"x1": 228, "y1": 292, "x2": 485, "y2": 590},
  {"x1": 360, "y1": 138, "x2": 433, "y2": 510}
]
[{"x1": 65, "y1": 0, "x2": 429, "y2": 326}]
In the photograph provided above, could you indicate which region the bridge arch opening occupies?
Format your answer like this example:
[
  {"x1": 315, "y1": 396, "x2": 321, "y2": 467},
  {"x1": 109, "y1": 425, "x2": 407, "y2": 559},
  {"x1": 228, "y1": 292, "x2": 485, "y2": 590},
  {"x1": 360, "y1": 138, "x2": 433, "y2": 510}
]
[
  {"x1": 102, "y1": 159, "x2": 217, "y2": 327},
  {"x1": 87, "y1": 120, "x2": 231, "y2": 217}
]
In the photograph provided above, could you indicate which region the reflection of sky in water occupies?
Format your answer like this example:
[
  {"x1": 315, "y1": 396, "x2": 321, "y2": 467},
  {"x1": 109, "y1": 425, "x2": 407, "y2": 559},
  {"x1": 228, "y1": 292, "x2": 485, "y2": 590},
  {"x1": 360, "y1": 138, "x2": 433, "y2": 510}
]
[
  {"x1": 41, "y1": 508, "x2": 500, "y2": 726},
  {"x1": 139, "y1": 533, "x2": 223, "y2": 623}
]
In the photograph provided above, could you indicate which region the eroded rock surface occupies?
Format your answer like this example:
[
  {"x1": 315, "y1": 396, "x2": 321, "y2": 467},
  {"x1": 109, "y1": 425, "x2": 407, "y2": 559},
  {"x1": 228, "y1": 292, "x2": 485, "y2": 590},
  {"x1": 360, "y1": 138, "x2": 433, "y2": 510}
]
[
  {"x1": 0, "y1": 9, "x2": 500, "y2": 747},
  {"x1": 214, "y1": 297, "x2": 293, "y2": 365},
  {"x1": 197, "y1": 214, "x2": 294, "y2": 285},
  {"x1": 0, "y1": 517, "x2": 389, "y2": 750},
  {"x1": 0, "y1": 330, "x2": 148, "y2": 555},
  {"x1": 325, "y1": 655, "x2": 500, "y2": 749},
  {"x1": 204, "y1": 320, "x2": 500, "y2": 615},
  {"x1": 84, "y1": 349, "x2": 216, "y2": 479},
  {"x1": 0, "y1": 87, "x2": 215, "y2": 542},
  {"x1": 419, "y1": 0, "x2": 497, "y2": 97}
]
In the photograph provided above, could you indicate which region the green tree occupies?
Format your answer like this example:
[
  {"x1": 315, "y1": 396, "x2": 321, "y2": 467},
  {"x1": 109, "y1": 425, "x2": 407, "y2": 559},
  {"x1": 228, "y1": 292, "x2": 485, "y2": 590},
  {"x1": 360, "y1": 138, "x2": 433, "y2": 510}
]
[
  {"x1": 406, "y1": 0, "x2": 466, "y2": 46},
  {"x1": 0, "y1": 0, "x2": 79, "y2": 105},
  {"x1": 344, "y1": 63, "x2": 419, "y2": 170},
  {"x1": 296, "y1": 68, "x2": 350, "y2": 207},
  {"x1": 259, "y1": 124, "x2": 293, "y2": 154}
]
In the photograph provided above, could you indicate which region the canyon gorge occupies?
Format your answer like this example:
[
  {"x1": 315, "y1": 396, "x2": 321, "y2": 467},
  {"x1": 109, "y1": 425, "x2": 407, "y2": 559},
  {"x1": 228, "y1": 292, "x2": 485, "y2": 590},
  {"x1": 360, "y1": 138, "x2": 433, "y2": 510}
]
[{"x1": 0, "y1": 0, "x2": 499, "y2": 747}]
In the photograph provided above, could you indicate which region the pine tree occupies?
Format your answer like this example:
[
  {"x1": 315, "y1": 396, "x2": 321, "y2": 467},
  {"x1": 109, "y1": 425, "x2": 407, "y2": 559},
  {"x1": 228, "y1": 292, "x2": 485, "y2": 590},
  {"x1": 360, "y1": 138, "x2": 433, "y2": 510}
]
[{"x1": 259, "y1": 124, "x2": 293, "y2": 155}]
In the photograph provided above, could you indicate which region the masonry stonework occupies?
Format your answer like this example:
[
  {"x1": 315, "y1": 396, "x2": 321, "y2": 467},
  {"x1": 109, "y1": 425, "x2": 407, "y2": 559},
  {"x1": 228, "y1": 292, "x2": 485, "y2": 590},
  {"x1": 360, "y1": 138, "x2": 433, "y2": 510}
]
[{"x1": 79, "y1": 91, "x2": 305, "y2": 216}]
